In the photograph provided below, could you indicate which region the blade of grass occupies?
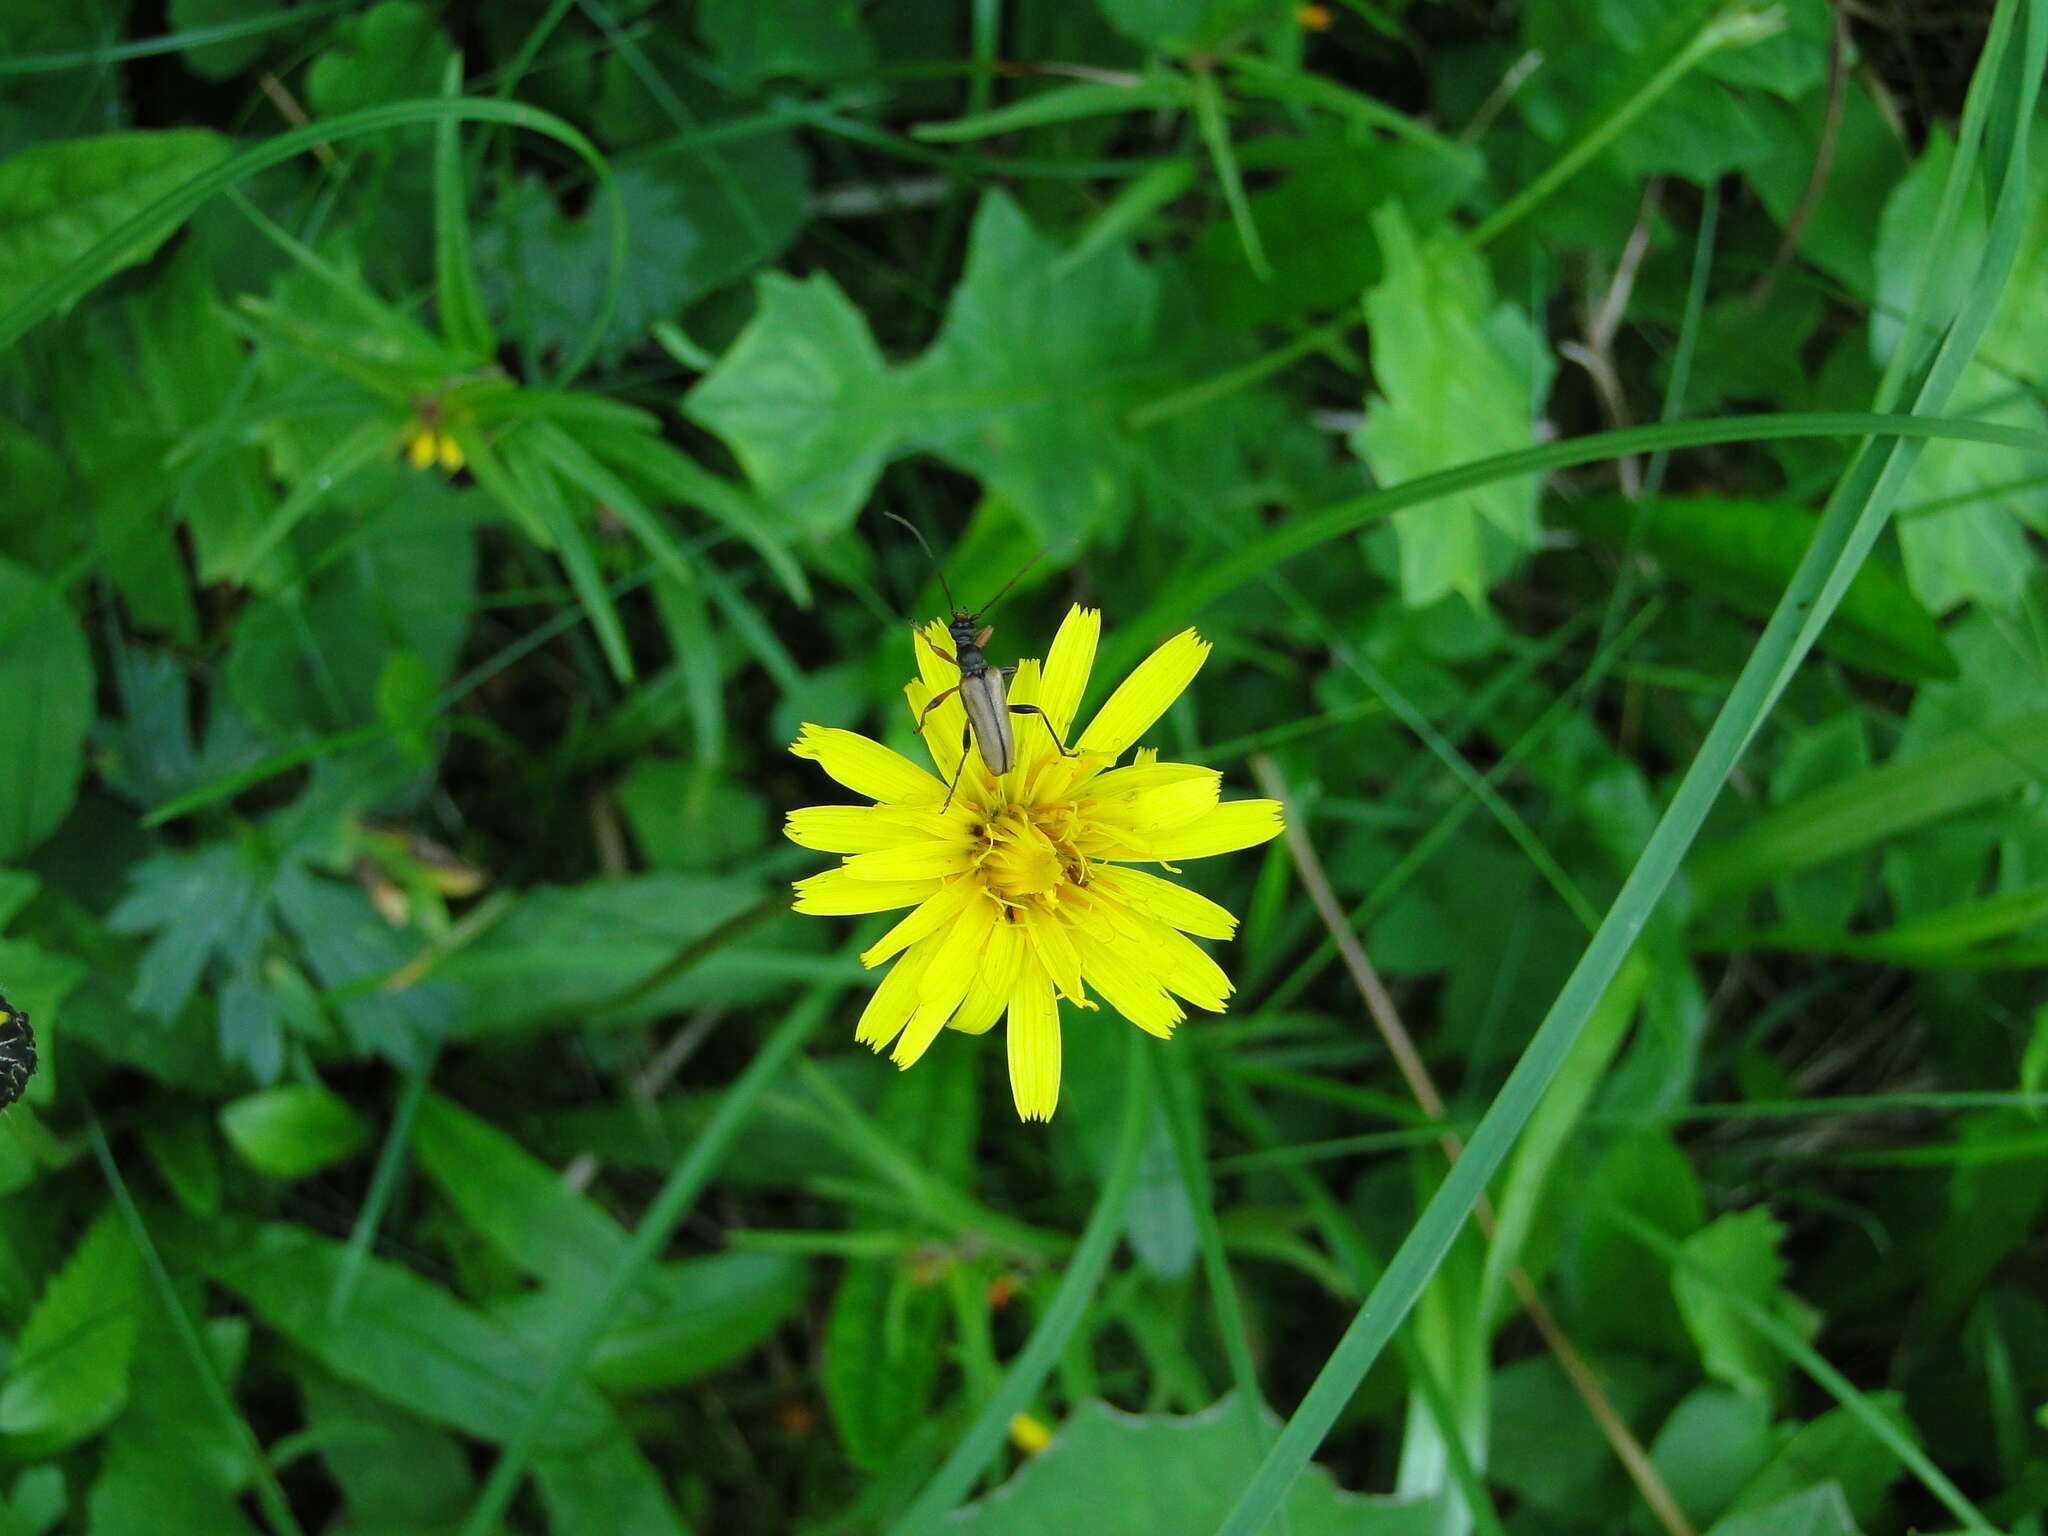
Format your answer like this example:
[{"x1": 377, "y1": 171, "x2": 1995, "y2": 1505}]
[
  {"x1": 433, "y1": 56, "x2": 497, "y2": 361},
  {"x1": 893, "y1": 1031, "x2": 1152, "y2": 1534},
  {"x1": 1103, "y1": 410, "x2": 2048, "y2": 680},
  {"x1": 0, "y1": 0, "x2": 347, "y2": 75},
  {"x1": 1191, "y1": 67, "x2": 1270, "y2": 282},
  {"x1": 328, "y1": 1045, "x2": 441, "y2": 1322},
  {"x1": 456, "y1": 960, "x2": 853, "y2": 1536},
  {"x1": 1216, "y1": 8, "x2": 2044, "y2": 1527},
  {"x1": 1688, "y1": 707, "x2": 2048, "y2": 905},
  {"x1": 87, "y1": 1112, "x2": 308, "y2": 1536}
]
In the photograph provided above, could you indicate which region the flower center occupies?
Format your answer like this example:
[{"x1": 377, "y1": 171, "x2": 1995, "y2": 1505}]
[{"x1": 975, "y1": 802, "x2": 1086, "y2": 905}]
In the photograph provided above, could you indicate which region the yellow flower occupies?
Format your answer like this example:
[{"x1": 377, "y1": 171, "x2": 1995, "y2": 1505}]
[
  {"x1": 402, "y1": 422, "x2": 465, "y2": 473},
  {"x1": 786, "y1": 604, "x2": 1283, "y2": 1121}
]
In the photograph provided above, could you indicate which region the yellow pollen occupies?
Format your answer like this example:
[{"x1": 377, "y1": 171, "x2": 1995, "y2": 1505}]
[{"x1": 976, "y1": 803, "x2": 1081, "y2": 903}]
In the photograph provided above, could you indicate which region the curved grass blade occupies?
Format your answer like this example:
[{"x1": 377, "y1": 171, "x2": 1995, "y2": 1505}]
[
  {"x1": 0, "y1": 97, "x2": 624, "y2": 385},
  {"x1": 1215, "y1": 7, "x2": 2045, "y2": 1529},
  {"x1": 1104, "y1": 410, "x2": 2048, "y2": 680}
]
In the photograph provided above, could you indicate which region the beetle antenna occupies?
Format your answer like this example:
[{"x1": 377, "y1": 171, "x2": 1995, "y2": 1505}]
[
  {"x1": 975, "y1": 538, "x2": 1076, "y2": 620},
  {"x1": 884, "y1": 512, "x2": 960, "y2": 615}
]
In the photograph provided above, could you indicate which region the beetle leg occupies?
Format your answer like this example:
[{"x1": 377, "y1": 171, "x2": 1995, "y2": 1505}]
[
  {"x1": 941, "y1": 721, "x2": 973, "y2": 812},
  {"x1": 911, "y1": 683, "x2": 961, "y2": 735},
  {"x1": 1007, "y1": 703, "x2": 1078, "y2": 758},
  {"x1": 915, "y1": 628, "x2": 959, "y2": 666}
]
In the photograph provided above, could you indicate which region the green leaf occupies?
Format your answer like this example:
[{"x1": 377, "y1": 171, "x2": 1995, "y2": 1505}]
[
  {"x1": 0, "y1": 1210, "x2": 143, "y2": 1456},
  {"x1": 168, "y1": 0, "x2": 272, "y2": 79},
  {"x1": 534, "y1": 1425, "x2": 690, "y2": 1536},
  {"x1": 300, "y1": 1374, "x2": 474, "y2": 1530},
  {"x1": 204, "y1": 1223, "x2": 612, "y2": 1447},
  {"x1": 1570, "y1": 1130, "x2": 1702, "y2": 1355},
  {"x1": 901, "y1": 192, "x2": 1164, "y2": 545},
  {"x1": 84, "y1": 1299, "x2": 258, "y2": 1536},
  {"x1": 946, "y1": 1396, "x2": 1434, "y2": 1533},
  {"x1": 1876, "y1": 129, "x2": 2048, "y2": 612},
  {"x1": 220, "y1": 1084, "x2": 372, "y2": 1179},
  {"x1": 0, "y1": 557, "x2": 93, "y2": 859},
  {"x1": 416, "y1": 1091, "x2": 809, "y2": 1392},
  {"x1": 822, "y1": 1255, "x2": 948, "y2": 1472},
  {"x1": 141, "y1": 1103, "x2": 225, "y2": 1219},
  {"x1": 1673, "y1": 1209, "x2": 1820, "y2": 1406},
  {"x1": 1768, "y1": 715, "x2": 1872, "y2": 931},
  {"x1": 1706, "y1": 1486, "x2": 1861, "y2": 1536},
  {"x1": 1549, "y1": 495, "x2": 1957, "y2": 683},
  {"x1": 414, "y1": 1091, "x2": 631, "y2": 1293},
  {"x1": 305, "y1": 1, "x2": 455, "y2": 117},
  {"x1": 1351, "y1": 202, "x2": 1552, "y2": 608},
  {"x1": 0, "y1": 131, "x2": 230, "y2": 314},
  {"x1": 697, "y1": 0, "x2": 875, "y2": 88},
  {"x1": 684, "y1": 270, "x2": 900, "y2": 540},
  {"x1": 1727, "y1": 1396, "x2": 1911, "y2": 1528},
  {"x1": 1649, "y1": 1388, "x2": 1774, "y2": 1532}
]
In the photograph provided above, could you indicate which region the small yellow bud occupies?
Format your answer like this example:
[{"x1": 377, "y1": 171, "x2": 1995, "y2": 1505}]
[
  {"x1": 1296, "y1": 3, "x2": 1333, "y2": 29},
  {"x1": 436, "y1": 430, "x2": 466, "y2": 474},
  {"x1": 1008, "y1": 1412, "x2": 1053, "y2": 1455},
  {"x1": 406, "y1": 427, "x2": 438, "y2": 469}
]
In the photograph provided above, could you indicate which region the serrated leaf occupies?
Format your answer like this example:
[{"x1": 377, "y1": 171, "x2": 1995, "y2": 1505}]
[
  {"x1": 0, "y1": 556, "x2": 94, "y2": 859},
  {"x1": 1673, "y1": 1209, "x2": 1820, "y2": 1406},
  {"x1": 685, "y1": 270, "x2": 899, "y2": 539},
  {"x1": 901, "y1": 193, "x2": 1163, "y2": 545},
  {"x1": 1726, "y1": 1396, "x2": 1910, "y2": 1528},
  {"x1": 0, "y1": 131, "x2": 230, "y2": 313},
  {"x1": 1875, "y1": 129, "x2": 2048, "y2": 612},
  {"x1": 0, "y1": 1210, "x2": 143, "y2": 1456},
  {"x1": 1351, "y1": 202, "x2": 1551, "y2": 608}
]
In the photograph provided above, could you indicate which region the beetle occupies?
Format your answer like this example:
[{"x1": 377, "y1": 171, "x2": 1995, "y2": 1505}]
[
  {"x1": 0, "y1": 992, "x2": 35, "y2": 1111},
  {"x1": 886, "y1": 513, "x2": 1078, "y2": 810}
]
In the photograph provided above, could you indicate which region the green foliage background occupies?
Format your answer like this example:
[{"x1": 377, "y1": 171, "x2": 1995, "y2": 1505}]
[{"x1": 1, "y1": 1, "x2": 2047, "y2": 1532}]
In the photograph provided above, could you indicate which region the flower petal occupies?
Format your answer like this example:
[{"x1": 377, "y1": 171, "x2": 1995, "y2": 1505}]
[
  {"x1": 950, "y1": 914, "x2": 1022, "y2": 1035},
  {"x1": 1118, "y1": 907, "x2": 1234, "y2": 1012},
  {"x1": 793, "y1": 724, "x2": 944, "y2": 805},
  {"x1": 1080, "y1": 933, "x2": 1185, "y2": 1039},
  {"x1": 1074, "y1": 628, "x2": 1209, "y2": 757},
  {"x1": 1038, "y1": 605, "x2": 1099, "y2": 740},
  {"x1": 861, "y1": 876, "x2": 976, "y2": 968},
  {"x1": 1022, "y1": 906, "x2": 1091, "y2": 1010},
  {"x1": 913, "y1": 618, "x2": 960, "y2": 695},
  {"x1": 1005, "y1": 958, "x2": 1061, "y2": 1122},
  {"x1": 893, "y1": 897, "x2": 995, "y2": 1067},
  {"x1": 840, "y1": 841, "x2": 975, "y2": 882},
  {"x1": 793, "y1": 870, "x2": 941, "y2": 915},
  {"x1": 855, "y1": 938, "x2": 936, "y2": 1050},
  {"x1": 1091, "y1": 865, "x2": 1239, "y2": 939},
  {"x1": 785, "y1": 804, "x2": 951, "y2": 854},
  {"x1": 1143, "y1": 799, "x2": 1285, "y2": 861}
]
